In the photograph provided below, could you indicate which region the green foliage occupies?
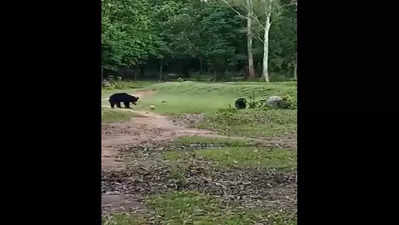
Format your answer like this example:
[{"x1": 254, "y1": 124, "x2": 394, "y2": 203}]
[
  {"x1": 102, "y1": 0, "x2": 163, "y2": 69},
  {"x1": 268, "y1": 0, "x2": 297, "y2": 76},
  {"x1": 215, "y1": 106, "x2": 239, "y2": 123},
  {"x1": 279, "y1": 94, "x2": 296, "y2": 109},
  {"x1": 102, "y1": 0, "x2": 296, "y2": 79},
  {"x1": 103, "y1": 75, "x2": 127, "y2": 89},
  {"x1": 247, "y1": 91, "x2": 260, "y2": 109}
]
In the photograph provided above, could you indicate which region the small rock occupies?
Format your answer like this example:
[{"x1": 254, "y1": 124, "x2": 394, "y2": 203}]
[{"x1": 266, "y1": 96, "x2": 283, "y2": 108}]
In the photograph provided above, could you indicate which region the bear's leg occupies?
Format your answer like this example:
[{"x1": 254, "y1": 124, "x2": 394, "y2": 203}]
[
  {"x1": 116, "y1": 102, "x2": 122, "y2": 108},
  {"x1": 124, "y1": 102, "x2": 131, "y2": 108}
]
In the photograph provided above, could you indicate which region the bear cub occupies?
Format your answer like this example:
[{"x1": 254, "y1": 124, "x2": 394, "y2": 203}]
[{"x1": 109, "y1": 93, "x2": 139, "y2": 109}]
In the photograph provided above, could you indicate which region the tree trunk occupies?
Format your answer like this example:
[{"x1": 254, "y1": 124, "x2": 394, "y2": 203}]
[
  {"x1": 199, "y1": 58, "x2": 203, "y2": 74},
  {"x1": 262, "y1": 0, "x2": 272, "y2": 83},
  {"x1": 101, "y1": 65, "x2": 103, "y2": 81},
  {"x1": 247, "y1": 0, "x2": 256, "y2": 80},
  {"x1": 139, "y1": 65, "x2": 145, "y2": 77},
  {"x1": 159, "y1": 59, "x2": 163, "y2": 82},
  {"x1": 134, "y1": 67, "x2": 137, "y2": 81}
]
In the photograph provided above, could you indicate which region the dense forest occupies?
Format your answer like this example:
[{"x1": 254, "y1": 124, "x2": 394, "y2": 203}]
[{"x1": 101, "y1": 0, "x2": 297, "y2": 82}]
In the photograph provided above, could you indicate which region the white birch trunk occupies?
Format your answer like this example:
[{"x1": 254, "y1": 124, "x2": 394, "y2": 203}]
[
  {"x1": 262, "y1": 0, "x2": 273, "y2": 82},
  {"x1": 247, "y1": 0, "x2": 256, "y2": 79}
]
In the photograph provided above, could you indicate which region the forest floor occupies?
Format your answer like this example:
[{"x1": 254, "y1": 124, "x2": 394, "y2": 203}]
[{"x1": 102, "y1": 82, "x2": 297, "y2": 225}]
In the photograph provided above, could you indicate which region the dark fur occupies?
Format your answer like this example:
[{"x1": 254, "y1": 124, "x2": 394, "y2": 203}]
[{"x1": 109, "y1": 93, "x2": 139, "y2": 109}]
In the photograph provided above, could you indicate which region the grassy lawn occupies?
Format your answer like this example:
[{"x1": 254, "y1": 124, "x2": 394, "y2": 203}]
[
  {"x1": 136, "y1": 81, "x2": 296, "y2": 138},
  {"x1": 196, "y1": 108, "x2": 297, "y2": 138},
  {"x1": 165, "y1": 146, "x2": 296, "y2": 171},
  {"x1": 101, "y1": 81, "x2": 297, "y2": 138},
  {"x1": 102, "y1": 81, "x2": 296, "y2": 114},
  {"x1": 134, "y1": 81, "x2": 296, "y2": 114},
  {"x1": 147, "y1": 191, "x2": 296, "y2": 225},
  {"x1": 135, "y1": 94, "x2": 234, "y2": 114},
  {"x1": 173, "y1": 136, "x2": 255, "y2": 147},
  {"x1": 141, "y1": 81, "x2": 296, "y2": 97},
  {"x1": 102, "y1": 213, "x2": 148, "y2": 225},
  {"x1": 102, "y1": 80, "x2": 158, "y2": 92},
  {"x1": 102, "y1": 107, "x2": 145, "y2": 123},
  {"x1": 103, "y1": 191, "x2": 296, "y2": 225}
]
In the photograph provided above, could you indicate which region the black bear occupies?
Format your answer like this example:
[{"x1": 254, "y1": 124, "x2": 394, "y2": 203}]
[{"x1": 109, "y1": 93, "x2": 139, "y2": 109}]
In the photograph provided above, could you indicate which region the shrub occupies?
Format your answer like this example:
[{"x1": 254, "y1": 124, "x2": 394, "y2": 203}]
[
  {"x1": 278, "y1": 94, "x2": 296, "y2": 109},
  {"x1": 215, "y1": 105, "x2": 240, "y2": 125}
]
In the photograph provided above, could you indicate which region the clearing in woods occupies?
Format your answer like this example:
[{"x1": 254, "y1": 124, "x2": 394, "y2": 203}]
[{"x1": 102, "y1": 81, "x2": 297, "y2": 225}]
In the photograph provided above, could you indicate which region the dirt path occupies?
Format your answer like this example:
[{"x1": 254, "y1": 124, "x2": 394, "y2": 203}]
[
  {"x1": 102, "y1": 90, "x2": 297, "y2": 215},
  {"x1": 102, "y1": 111, "x2": 218, "y2": 171}
]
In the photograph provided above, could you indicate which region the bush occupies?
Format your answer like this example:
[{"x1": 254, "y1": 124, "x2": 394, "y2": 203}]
[
  {"x1": 240, "y1": 93, "x2": 296, "y2": 110},
  {"x1": 102, "y1": 80, "x2": 113, "y2": 88},
  {"x1": 217, "y1": 105, "x2": 238, "y2": 114},
  {"x1": 215, "y1": 106, "x2": 240, "y2": 125},
  {"x1": 278, "y1": 94, "x2": 296, "y2": 109},
  {"x1": 248, "y1": 101, "x2": 257, "y2": 109},
  {"x1": 234, "y1": 98, "x2": 247, "y2": 109}
]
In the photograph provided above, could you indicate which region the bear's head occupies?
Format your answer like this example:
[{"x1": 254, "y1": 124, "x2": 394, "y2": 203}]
[{"x1": 131, "y1": 96, "x2": 139, "y2": 105}]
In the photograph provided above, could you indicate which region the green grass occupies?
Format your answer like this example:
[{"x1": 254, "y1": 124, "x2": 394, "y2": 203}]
[
  {"x1": 102, "y1": 107, "x2": 145, "y2": 123},
  {"x1": 142, "y1": 81, "x2": 296, "y2": 98},
  {"x1": 102, "y1": 81, "x2": 296, "y2": 115},
  {"x1": 147, "y1": 191, "x2": 296, "y2": 225},
  {"x1": 165, "y1": 147, "x2": 296, "y2": 171},
  {"x1": 197, "y1": 108, "x2": 297, "y2": 138},
  {"x1": 102, "y1": 80, "x2": 157, "y2": 91},
  {"x1": 173, "y1": 136, "x2": 254, "y2": 147},
  {"x1": 134, "y1": 81, "x2": 296, "y2": 115},
  {"x1": 102, "y1": 192, "x2": 296, "y2": 225},
  {"x1": 102, "y1": 213, "x2": 148, "y2": 225},
  {"x1": 135, "y1": 94, "x2": 234, "y2": 115},
  {"x1": 101, "y1": 81, "x2": 297, "y2": 137}
]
